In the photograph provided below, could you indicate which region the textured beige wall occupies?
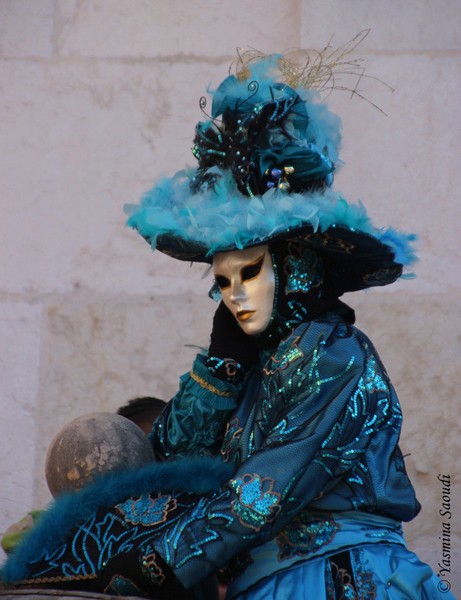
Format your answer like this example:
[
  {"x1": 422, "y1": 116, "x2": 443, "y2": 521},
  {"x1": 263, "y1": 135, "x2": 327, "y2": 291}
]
[{"x1": 0, "y1": 0, "x2": 460, "y2": 594}]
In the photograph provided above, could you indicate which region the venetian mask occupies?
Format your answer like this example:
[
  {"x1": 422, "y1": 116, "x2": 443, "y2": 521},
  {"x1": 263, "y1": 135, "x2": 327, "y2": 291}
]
[{"x1": 212, "y1": 245, "x2": 275, "y2": 336}]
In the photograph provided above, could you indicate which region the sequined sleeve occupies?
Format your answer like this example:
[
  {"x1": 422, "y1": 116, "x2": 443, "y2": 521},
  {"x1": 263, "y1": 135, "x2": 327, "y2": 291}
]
[
  {"x1": 149, "y1": 319, "x2": 407, "y2": 587},
  {"x1": 150, "y1": 353, "x2": 241, "y2": 459}
]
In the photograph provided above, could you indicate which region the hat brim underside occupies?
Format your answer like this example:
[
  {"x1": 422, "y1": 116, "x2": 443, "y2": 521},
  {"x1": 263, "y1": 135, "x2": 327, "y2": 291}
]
[{"x1": 150, "y1": 223, "x2": 402, "y2": 294}]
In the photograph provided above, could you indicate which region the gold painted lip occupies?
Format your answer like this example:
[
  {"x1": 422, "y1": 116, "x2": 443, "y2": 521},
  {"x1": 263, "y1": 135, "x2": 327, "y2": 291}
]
[{"x1": 237, "y1": 310, "x2": 256, "y2": 322}]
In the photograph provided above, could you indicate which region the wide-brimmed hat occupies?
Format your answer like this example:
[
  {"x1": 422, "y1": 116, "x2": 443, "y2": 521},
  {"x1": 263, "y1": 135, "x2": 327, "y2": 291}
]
[{"x1": 125, "y1": 51, "x2": 416, "y2": 295}]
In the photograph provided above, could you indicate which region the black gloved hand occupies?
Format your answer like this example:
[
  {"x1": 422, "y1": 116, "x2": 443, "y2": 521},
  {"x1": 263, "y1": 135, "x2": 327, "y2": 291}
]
[{"x1": 207, "y1": 302, "x2": 259, "y2": 383}]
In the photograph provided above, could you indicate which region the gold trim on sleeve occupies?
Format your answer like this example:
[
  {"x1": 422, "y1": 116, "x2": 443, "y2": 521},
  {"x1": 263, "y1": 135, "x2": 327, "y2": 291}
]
[{"x1": 190, "y1": 369, "x2": 233, "y2": 397}]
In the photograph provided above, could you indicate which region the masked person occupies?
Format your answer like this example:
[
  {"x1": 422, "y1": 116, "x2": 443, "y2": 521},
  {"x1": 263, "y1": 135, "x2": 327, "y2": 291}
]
[{"x1": 2, "y1": 51, "x2": 452, "y2": 600}]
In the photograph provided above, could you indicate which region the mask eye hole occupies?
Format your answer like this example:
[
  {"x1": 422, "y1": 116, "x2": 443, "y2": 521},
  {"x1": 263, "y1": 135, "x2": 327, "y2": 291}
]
[
  {"x1": 241, "y1": 255, "x2": 264, "y2": 283},
  {"x1": 215, "y1": 275, "x2": 230, "y2": 290}
]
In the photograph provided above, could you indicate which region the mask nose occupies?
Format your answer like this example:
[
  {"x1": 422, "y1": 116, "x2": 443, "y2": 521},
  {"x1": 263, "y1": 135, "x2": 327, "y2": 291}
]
[{"x1": 230, "y1": 281, "x2": 246, "y2": 304}]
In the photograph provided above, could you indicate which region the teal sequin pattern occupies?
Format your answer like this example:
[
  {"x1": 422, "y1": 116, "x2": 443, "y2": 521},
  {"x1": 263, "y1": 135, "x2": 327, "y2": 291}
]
[
  {"x1": 221, "y1": 416, "x2": 243, "y2": 462},
  {"x1": 150, "y1": 489, "x2": 234, "y2": 569},
  {"x1": 20, "y1": 511, "x2": 158, "y2": 583},
  {"x1": 350, "y1": 547, "x2": 377, "y2": 598},
  {"x1": 327, "y1": 559, "x2": 359, "y2": 600},
  {"x1": 230, "y1": 474, "x2": 281, "y2": 531},
  {"x1": 359, "y1": 355, "x2": 389, "y2": 397},
  {"x1": 284, "y1": 242, "x2": 324, "y2": 295},
  {"x1": 325, "y1": 547, "x2": 377, "y2": 599},
  {"x1": 116, "y1": 494, "x2": 177, "y2": 526},
  {"x1": 13, "y1": 491, "x2": 203, "y2": 585},
  {"x1": 263, "y1": 332, "x2": 303, "y2": 375},
  {"x1": 258, "y1": 328, "x2": 354, "y2": 445},
  {"x1": 276, "y1": 511, "x2": 339, "y2": 561},
  {"x1": 315, "y1": 353, "x2": 401, "y2": 509}
]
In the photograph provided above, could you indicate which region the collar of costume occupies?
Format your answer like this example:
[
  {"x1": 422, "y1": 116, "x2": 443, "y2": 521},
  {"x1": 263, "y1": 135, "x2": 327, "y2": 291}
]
[{"x1": 125, "y1": 55, "x2": 417, "y2": 294}]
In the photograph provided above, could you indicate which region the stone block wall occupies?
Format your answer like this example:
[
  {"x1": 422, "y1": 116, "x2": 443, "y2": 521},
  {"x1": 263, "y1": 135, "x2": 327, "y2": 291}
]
[{"x1": 0, "y1": 0, "x2": 459, "y2": 594}]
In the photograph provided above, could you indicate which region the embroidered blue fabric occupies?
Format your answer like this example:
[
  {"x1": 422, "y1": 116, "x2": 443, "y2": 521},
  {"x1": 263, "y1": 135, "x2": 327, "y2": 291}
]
[
  {"x1": 147, "y1": 314, "x2": 438, "y2": 595},
  {"x1": 4, "y1": 313, "x2": 452, "y2": 599},
  {"x1": 225, "y1": 511, "x2": 406, "y2": 597},
  {"x1": 231, "y1": 543, "x2": 448, "y2": 600}
]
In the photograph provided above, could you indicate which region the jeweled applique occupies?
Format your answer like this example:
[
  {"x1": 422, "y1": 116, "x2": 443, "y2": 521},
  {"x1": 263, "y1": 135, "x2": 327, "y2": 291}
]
[
  {"x1": 263, "y1": 332, "x2": 303, "y2": 375},
  {"x1": 359, "y1": 356, "x2": 388, "y2": 396},
  {"x1": 221, "y1": 416, "x2": 243, "y2": 462},
  {"x1": 140, "y1": 545, "x2": 167, "y2": 586},
  {"x1": 350, "y1": 546, "x2": 377, "y2": 599},
  {"x1": 328, "y1": 558, "x2": 358, "y2": 600},
  {"x1": 284, "y1": 242, "x2": 324, "y2": 295},
  {"x1": 116, "y1": 494, "x2": 178, "y2": 527},
  {"x1": 276, "y1": 511, "x2": 339, "y2": 561},
  {"x1": 230, "y1": 473, "x2": 281, "y2": 531}
]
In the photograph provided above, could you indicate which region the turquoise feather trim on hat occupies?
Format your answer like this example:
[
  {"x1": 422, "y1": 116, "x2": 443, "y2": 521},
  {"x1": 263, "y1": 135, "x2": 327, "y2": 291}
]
[
  {"x1": 125, "y1": 52, "x2": 417, "y2": 293},
  {"x1": 125, "y1": 170, "x2": 414, "y2": 262}
]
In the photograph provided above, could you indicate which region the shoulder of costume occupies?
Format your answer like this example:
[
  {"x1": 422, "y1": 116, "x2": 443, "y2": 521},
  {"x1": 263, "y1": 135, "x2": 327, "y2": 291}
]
[
  {"x1": 266, "y1": 316, "x2": 346, "y2": 358},
  {"x1": 289, "y1": 315, "x2": 368, "y2": 360}
]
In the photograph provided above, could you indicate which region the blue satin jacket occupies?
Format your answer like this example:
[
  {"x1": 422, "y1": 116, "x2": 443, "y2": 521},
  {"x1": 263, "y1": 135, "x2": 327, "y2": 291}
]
[{"x1": 149, "y1": 313, "x2": 420, "y2": 588}]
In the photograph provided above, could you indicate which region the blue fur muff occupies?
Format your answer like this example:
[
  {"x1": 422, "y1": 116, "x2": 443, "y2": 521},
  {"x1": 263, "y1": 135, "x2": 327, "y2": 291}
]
[{"x1": 1, "y1": 456, "x2": 232, "y2": 584}]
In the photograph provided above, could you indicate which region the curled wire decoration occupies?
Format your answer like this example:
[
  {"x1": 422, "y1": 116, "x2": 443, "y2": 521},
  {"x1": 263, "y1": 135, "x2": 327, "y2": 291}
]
[
  {"x1": 234, "y1": 79, "x2": 260, "y2": 116},
  {"x1": 232, "y1": 30, "x2": 393, "y2": 115},
  {"x1": 198, "y1": 95, "x2": 214, "y2": 120},
  {"x1": 191, "y1": 34, "x2": 383, "y2": 197},
  {"x1": 247, "y1": 80, "x2": 259, "y2": 94}
]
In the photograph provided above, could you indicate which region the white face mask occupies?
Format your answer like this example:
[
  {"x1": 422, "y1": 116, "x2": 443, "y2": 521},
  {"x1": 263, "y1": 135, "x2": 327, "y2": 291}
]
[{"x1": 212, "y1": 245, "x2": 275, "y2": 336}]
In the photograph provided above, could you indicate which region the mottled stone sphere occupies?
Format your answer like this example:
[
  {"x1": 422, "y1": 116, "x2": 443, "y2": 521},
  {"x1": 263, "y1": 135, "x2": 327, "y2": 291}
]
[{"x1": 45, "y1": 412, "x2": 154, "y2": 497}]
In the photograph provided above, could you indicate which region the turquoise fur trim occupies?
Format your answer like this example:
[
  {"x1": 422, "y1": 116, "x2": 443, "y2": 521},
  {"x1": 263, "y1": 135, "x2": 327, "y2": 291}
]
[
  {"x1": 1, "y1": 456, "x2": 232, "y2": 583},
  {"x1": 125, "y1": 170, "x2": 417, "y2": 266}
]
